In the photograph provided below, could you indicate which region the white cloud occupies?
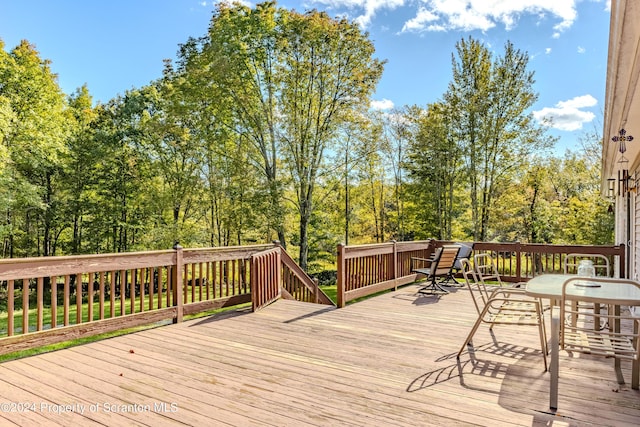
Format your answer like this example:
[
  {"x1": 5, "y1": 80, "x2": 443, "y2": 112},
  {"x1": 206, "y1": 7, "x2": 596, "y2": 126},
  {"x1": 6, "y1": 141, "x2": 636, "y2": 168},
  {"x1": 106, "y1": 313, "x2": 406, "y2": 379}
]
[
  {"x1": 307, "y1": 0, "x2": 406, "y2": 28},
  {"x1": 400, "y1": 0, "x2": 578, "y2": 35},
  {"x1": 577, "y1": 46, "x2": 585, "y2": 53},
  {"x1": 402, "y1": 7, "x2": 439, "y2": 32},
  {"x1": 545, "y1": 47, "x2": 552, "y2": 54},
  {"x1": 371, "y1": 98, "x2": 395, "y2": 110},
  {"x1": 532, "y1": 94, "x2": 597, "y2": 131}
]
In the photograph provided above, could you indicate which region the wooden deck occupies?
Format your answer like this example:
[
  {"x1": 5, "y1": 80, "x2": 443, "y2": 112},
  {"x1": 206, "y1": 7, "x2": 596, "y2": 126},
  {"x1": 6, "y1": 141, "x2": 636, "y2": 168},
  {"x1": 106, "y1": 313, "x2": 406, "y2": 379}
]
[{"x1": 1, "y1": 283, "x2": 639, "y2": 426}]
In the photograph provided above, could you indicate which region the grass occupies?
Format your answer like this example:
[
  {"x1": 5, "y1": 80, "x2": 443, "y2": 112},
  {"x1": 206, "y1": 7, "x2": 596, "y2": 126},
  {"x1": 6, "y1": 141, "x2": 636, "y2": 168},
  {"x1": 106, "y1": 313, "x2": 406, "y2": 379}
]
[
  {"x1": 0, "y1": 285, "x2": 247, "y2": 335},
  {"x1": 319, "y1": 285, "x2": 337, "y2": 303},
  {"x1": 0, "y1": 302, "x2": 252, "y2": 363}
]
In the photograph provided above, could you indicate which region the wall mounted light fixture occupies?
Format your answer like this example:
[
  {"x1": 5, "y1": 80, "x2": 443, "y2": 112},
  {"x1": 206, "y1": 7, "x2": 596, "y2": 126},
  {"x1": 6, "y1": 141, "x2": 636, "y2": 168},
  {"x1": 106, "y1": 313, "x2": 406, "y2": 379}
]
[{"x1": 612, "y1": 129, "x2": 635, "y2": 195}]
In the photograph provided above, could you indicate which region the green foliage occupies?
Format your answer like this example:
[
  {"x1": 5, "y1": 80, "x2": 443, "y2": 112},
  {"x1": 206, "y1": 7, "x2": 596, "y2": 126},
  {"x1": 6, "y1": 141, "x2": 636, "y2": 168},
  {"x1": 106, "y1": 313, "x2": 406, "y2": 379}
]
[
  {"x1": 0, "y1": 11, "x2": 613, "y2": 266},
  {"x1": 0, "y1": 40, "x2": 69, "y2": 257}
]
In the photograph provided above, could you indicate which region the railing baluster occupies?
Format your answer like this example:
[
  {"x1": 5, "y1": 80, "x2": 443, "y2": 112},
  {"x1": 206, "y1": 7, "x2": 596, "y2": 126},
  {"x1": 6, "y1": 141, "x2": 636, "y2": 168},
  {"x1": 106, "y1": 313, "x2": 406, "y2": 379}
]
[
  {"x1": 88, "y1": 273, "x2": 94, "y2": 322},
  {"x1": 64, "y1": 275, "x2": 70, "y2": 326},
  {"x1": 119, "y1": 270, "x2": 126, "y2": 317},
  {"x1": 23, "y1": 278, "x2": 29, "y2": 334},
  {"x1": 51, "y1": 276, "x2": 57, "y2": 328},
  {"x1": 7, "y1": 279, "x2": 14, "y2": 336},
  {"x1": 110, "y1": 271, "x2": 116, "y2": 318},
  {"x1": 139, "y1": 268, "x2": 145, "y2": 313},
  {"x1": 76, "y1": 273, "x2": 82, "y2": 324},
  {"x1": 147, "y1": 267, "x2": 153, "y2": 311},
  {"x1": 37, "y1": 277, "x2": 43, "y2": 331},
  {"x1": 99, "y1": 272, "x2": 105, "y2": 320}
]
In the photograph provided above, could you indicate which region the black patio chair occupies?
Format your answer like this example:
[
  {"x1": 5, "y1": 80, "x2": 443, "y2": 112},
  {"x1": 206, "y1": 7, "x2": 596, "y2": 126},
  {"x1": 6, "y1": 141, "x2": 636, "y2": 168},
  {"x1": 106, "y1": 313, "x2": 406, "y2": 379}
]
[
  {"x1": 411, "y1": 245, "x2": 461, "y2": 294},
  {"x1": 439, "y1": 243, "x2": 473, "y2": 287}
]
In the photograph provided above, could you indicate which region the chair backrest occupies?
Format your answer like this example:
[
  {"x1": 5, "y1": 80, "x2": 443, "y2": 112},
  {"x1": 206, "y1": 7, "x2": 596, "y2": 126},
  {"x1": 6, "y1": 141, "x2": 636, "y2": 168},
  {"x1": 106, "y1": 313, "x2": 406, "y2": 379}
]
[
  {"x1": 461, "y1": 258, "x2": 489, "y2": 315},
  {"x1": 433, "y1": 245, "x2": 460, "y2": 275},
  {"x1": 473, "y1": 253, "x2": 503, "y2": 286},
  {"x1": 563, "y1": 253, "x2": 610, "y2": 277},
  {"x1": 431, "y1": 247, "x2": 443, "y2": 263},
  {"x1": 453, "y1": 244, "x2": 473, "y2": 270}
]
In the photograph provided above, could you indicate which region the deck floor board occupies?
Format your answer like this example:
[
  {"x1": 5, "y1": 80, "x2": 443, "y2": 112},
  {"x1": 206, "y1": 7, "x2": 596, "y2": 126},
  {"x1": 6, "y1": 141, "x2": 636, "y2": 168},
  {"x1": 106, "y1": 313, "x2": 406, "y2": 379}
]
[{"x1": 1, "y1": 283, "x2": 639, "y2": 426}]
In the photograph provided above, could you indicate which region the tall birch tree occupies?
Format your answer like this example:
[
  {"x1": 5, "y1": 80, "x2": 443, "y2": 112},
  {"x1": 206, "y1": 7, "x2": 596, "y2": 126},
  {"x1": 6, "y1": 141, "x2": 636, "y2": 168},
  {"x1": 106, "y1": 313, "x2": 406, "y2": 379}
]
[{"x1": 444, "y1": 37, "x2": 552, "y2": 240}]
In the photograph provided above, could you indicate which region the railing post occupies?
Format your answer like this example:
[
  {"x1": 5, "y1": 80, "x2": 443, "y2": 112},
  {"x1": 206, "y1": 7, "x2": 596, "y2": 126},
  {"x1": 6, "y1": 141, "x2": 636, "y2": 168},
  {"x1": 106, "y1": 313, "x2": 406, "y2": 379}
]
[
  {"x1": 392, "y1": 240, "x2": 398, "y2": 291},
  {"x1": 273, "y1": 239, "x2": 283, "y2": 303},
  {"x1": 275, "y1": 247, "x2": 282, "y2": 300},
  {"x1": 515, "y1": 241, "x2": 522, "y2": 282},
  {"x1": 337, "y1": 243, "x2": 346, "y2": 308},
  {"x1": 313, "y1": 277, "x2": 319, "y2": 303},
  {"x1": 173, "y1": 243, "x2": 184, "y2": 323},
  {"x1": 619, "y1": 243, "x2": 627, "y2": 279},
  {"x1": 250, "y1": 252, "x2": 257, "y2": 312}
]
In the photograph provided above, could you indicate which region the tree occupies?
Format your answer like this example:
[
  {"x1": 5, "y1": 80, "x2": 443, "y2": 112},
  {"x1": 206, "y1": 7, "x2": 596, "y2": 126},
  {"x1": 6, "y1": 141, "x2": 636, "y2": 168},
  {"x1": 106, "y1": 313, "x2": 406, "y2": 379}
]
[
  {"x1": 444, "y1": 37, "x2": 553, "y2": 240},
  {"x1": 178, "y1": 2, "x2": 384, "y2": 269},
  {"x1": 195, "y1": 1, "x2": 288, "y2": 247},
  {"x1": 277, "y1": 9, "x2": 384, "y2": 269},
  {"x1": 405, "y1": 103, "x2": 461, "y2": 240},
  {"x1": 140, "y1": 64, "x2": 209, "y2": 247},
  {"x1": 0, "y1": 40, "x2": 69, "y2": 256},
  {"x1": 379, "y1": 108, "x2": 411, "y2": 241},
  {"x1": 61, "y1": 84, "x2": 98, "y2": 254},
  {"x1": 89, "y1": 91, "x2": 155, "y2": 252}
]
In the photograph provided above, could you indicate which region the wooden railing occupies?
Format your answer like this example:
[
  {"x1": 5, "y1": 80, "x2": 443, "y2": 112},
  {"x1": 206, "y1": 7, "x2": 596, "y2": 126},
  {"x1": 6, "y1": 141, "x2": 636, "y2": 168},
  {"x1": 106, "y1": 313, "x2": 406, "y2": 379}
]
[
  {"x1": 279, "y1": 247, "x2": 333, "y2": 305},
  {"x1": 337, "y1": 240, "x2": 432, "y2": 307},
  {"x1": 0, "y1": 243, "x2": 333, "y2": 355},
  {"x1": 250, "y1": 244, "x2": 333, "y2": 311},
  {"x1": 337, "y1": 240, "x2": 626, "y2": 307},
  {"x1": 471, "y1": 242, "x2": 626, "y2": 282},
  {"x1": 250, "y1": 247, "x2": 281, "y2": 311}
]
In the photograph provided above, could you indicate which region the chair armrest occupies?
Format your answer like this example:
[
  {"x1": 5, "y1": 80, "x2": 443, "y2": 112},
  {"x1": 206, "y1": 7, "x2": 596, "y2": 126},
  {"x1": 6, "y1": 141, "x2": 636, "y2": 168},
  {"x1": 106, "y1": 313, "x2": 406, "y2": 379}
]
[
  {"x1": 487, "y1": 287, "x2": 526, "y2": 299},
  {"x1": 411, "y1": 256, "x2": 433, "y2": 262},
  {"x1": 487, "y1": 297, "x2": 542, "y2": 312},
  {"x1": 488, "y1": 296, "x2": 541, "y2": 305},
  {"x1": 411, "y1": 256, "x2": 434, "y2": 271}
]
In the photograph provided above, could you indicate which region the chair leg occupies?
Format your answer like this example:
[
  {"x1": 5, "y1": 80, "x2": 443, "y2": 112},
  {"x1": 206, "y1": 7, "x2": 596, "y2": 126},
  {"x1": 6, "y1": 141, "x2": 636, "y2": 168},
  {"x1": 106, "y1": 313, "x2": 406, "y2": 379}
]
[
  {"x1": 439, "y1": 272, "x2": 464, "y2": 288},
  {"x1": 418, "y1": 278, "x2": 449, "y2": 294},
  {"x1": 457, "y1": 307, "x2": 489, "y2": 359},
  {"x1": 536, "y1": 304, "x2": 548, "y2": 371}
]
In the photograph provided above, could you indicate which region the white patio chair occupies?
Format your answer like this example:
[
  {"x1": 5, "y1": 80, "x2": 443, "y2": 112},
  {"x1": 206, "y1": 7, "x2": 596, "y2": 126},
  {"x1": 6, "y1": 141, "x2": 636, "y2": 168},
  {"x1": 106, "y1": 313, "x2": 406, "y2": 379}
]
[
  {"x1": 457, "y1": 258, "x2": 548, "y2": 371},
  {"x1": 473, "y1": 253, "x2": 527, "y2": 293},
  {"x1": 563, "y1": 253, "x2": 610, "y2": 277},
  {"x1": 563, "y1": 253, "x2": 612, "y2": 328},
  {"x1": 551, "y1": 277, "x2": 640, "y2": 407}
]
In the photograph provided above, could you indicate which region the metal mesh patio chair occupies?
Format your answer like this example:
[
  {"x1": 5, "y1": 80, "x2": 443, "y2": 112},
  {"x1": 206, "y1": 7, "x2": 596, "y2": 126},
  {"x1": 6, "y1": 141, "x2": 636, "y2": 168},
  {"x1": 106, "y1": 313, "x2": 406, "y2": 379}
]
[{"x1": 457, "y1": 258, "x2": 548, "y2": 371}]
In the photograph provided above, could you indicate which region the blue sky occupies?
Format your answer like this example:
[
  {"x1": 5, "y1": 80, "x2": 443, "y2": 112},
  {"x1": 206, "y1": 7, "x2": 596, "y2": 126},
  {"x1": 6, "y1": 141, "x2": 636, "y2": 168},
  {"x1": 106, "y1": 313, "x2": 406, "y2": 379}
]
[{"x1": 0, "y1": 0, "x2": 612, "y2": 152}]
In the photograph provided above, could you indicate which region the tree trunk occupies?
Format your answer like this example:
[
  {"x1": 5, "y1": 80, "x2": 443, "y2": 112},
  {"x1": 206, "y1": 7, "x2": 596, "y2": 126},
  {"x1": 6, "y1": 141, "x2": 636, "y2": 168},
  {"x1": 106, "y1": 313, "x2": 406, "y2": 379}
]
[{"x1": 298, "y1": 199, "x2": 310, "y2": 271}]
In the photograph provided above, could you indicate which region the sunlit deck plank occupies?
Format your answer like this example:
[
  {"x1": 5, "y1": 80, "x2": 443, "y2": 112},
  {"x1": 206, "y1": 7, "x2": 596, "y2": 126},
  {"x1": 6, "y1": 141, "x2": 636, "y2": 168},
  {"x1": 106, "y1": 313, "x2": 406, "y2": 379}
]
[{"x1": 0, "y1": 283, "x2": 639, "y2": 426}]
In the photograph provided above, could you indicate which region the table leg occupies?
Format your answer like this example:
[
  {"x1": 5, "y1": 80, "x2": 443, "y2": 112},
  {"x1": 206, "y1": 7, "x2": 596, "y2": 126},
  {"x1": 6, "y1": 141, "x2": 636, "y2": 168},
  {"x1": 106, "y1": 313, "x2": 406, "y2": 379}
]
[
  {"x1": 613, "y1": 305, "x2": 624, "y2": 385},
  {"x1": 550, "y1": 306, "x2": 559, "y2": 410},
  {"x1": 633, "y1": 318, "x2": 639, "y2": 390}
]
